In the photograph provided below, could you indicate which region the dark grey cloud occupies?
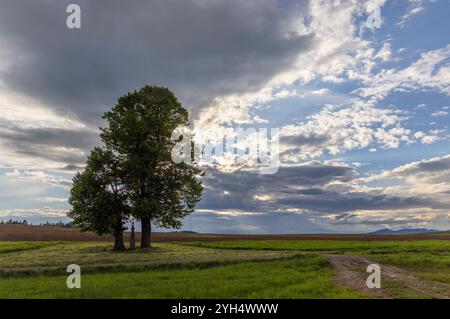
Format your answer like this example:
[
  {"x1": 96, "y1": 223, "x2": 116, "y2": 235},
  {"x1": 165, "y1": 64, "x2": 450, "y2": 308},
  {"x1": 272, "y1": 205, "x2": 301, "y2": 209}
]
[
  {"x1": 277, "y1": 192, "x2": 442, "y2": 213},
  {"x1": 61, "y1": 164, "x2": 85, "y2": 172},
  {"x1": 280, "y1": 133, "x2": 329, "y2": 147},
  {"x1": 365, "y1": 154, "x2": 450, "y2": 187},
  {"x1": 197, "y1": 164, "x2": 447, "y2": 215},
  {"x1": 198, "y1": 164, "x2": 356, "y2": 210},
  {"x1": 206, "y1": 163, "x2": 356, "y2": 189},
  {"x1": 198, "y1": 164, "x2": 353, "y2": 210},
  {"x1": 392, "y1": 155, "x2": 450, "y2": 175},
  {"x1": 0, "y1": 0, "x2": 313, "y2": 125},
  {"x1": 0, "y1": 126, "x2": 100, "y2": 166},
  {"x1": 1, "y1": 126, "x2": 99, "y2": 150}
]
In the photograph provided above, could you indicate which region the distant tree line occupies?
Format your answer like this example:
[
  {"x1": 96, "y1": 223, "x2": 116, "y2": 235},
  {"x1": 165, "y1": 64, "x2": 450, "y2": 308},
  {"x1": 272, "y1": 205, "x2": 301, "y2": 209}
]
[
  {"x1": 0, "y1": 219, "x2": 28, "y2": 225},
  {"x1": 38, "y1": 221, "x2": 75, "y2": 228},
  {"x1": 0, "y1": 219, "x2": 74, "y2": 228}
]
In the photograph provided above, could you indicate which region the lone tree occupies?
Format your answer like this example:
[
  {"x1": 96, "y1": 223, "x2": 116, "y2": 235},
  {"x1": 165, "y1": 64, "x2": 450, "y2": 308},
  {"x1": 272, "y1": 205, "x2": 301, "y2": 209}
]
[
  {"x1": 69, "y1": 147, "x2": 129, "y2": 251},
  {"x1": 101, "y1": 86, "x2": 203, "y2": 248}
]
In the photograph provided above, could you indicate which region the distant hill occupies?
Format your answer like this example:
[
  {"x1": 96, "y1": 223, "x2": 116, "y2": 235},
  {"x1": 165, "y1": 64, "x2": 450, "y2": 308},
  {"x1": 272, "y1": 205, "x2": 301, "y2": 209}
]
[{"x1": 369, "y1": 228, "x2": 439, "y2": 235}]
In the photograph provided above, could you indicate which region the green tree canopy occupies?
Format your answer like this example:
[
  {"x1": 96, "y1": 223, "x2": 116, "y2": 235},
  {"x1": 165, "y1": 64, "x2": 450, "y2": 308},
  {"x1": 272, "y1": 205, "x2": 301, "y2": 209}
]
[
  {"x1": 100, "y1": 86, "x2": 203, "y2": 248},
  {"x1": 68, "y1": 147, "x2": 129, "y2": 251}
]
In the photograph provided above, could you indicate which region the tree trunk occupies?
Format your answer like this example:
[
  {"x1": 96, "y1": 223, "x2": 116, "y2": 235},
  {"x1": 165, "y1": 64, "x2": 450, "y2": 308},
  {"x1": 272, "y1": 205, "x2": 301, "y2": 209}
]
[
  {"x1": 113, "y1": 232, "x2": 126, "y2": 251},
  {"x1": 129, "y1": 221, "x2": 136, "y2": 250},
  {"x1": 140, "y1": 216, "x2": 152, "y2": 248}
]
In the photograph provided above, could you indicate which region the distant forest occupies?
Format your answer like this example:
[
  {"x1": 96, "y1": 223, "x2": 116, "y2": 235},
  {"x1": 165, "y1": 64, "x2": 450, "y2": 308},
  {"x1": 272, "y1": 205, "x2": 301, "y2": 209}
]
[{"x1": 0, "y1": 219, "x2": 74, "y2": 228}]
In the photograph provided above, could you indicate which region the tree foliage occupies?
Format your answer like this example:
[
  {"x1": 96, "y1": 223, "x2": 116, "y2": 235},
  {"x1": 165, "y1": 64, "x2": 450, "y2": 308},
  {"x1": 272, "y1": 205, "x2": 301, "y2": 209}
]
[
  {"x1": 68, "y1": 147, "x2": 129, "y2": 251},
  {"x1": 101, "y1": 86, "x2": 203, "y2": 247},
  {"x1": 69, "y1": 86, "x2": 203, "y2": 250}
]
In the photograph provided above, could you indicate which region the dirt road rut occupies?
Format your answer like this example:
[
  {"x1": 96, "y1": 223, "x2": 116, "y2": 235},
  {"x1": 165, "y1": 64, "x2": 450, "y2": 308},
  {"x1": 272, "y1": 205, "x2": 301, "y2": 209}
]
[{"x1": 327, "y1": 254, "x2": 450, "y2": 299}]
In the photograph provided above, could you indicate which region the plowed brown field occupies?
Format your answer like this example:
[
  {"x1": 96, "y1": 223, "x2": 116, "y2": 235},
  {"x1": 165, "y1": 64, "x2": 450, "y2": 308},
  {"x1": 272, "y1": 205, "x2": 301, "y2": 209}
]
[{"x1": 1, "y1": 224, "x2": 449, "y2": 242}]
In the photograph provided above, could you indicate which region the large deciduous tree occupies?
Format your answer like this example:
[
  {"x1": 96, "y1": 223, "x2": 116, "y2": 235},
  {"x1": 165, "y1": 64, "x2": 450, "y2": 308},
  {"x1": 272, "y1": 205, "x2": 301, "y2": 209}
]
[
  {"x1": 68, "y1": 147, "x2": 129, "y2": 251},
  {"x1": 101, "y1": 86, "x2": 203, "y2": 248}
]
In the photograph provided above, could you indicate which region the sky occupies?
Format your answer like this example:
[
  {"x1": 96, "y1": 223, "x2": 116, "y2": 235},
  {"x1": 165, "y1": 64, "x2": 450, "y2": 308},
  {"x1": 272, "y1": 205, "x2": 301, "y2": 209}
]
[{"x1": 0, "y1": 0, "x2": 449, "y2": 233}]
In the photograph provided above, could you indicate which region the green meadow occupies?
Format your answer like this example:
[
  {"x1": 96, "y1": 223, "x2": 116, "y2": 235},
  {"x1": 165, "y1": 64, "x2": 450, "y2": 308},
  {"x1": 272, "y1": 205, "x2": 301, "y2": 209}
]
[{"x1": 0, "y1": 240, "x2": 449, "y2": 298}]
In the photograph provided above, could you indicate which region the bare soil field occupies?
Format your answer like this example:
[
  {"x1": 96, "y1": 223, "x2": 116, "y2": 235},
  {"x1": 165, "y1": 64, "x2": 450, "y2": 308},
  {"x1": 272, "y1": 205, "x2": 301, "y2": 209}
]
[{"x1": 1, "y1": 224, "x2": 449, "y2": 242}]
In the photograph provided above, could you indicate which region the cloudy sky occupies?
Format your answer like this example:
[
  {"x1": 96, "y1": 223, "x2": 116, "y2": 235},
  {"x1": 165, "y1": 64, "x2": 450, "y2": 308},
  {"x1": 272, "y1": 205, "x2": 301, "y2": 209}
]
[{"x1": 0, "y1": 0, "x2": 449, "y2": 233}]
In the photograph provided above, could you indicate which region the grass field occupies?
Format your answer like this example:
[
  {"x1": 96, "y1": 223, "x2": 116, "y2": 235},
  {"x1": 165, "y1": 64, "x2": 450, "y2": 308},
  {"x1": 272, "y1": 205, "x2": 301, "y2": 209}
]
[
  {"x1": 183, "y1": 239, "x2": 450, "y2": 297},
  {"x1": 0, "y1": 252, "x2": 360, "y2": 298},
  {"x1": 0, "y1": 236, "x2": 449, "y2": 299}
]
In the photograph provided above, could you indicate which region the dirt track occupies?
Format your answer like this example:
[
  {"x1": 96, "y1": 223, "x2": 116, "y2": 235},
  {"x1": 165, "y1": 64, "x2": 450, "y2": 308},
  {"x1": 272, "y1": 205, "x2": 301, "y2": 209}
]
[
  {"x1": 327, "y1": 254, "x2": 450, "y2": 299},
  {"x1": 1, "y1": 224, "x2": 449, "y2": 242}
]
